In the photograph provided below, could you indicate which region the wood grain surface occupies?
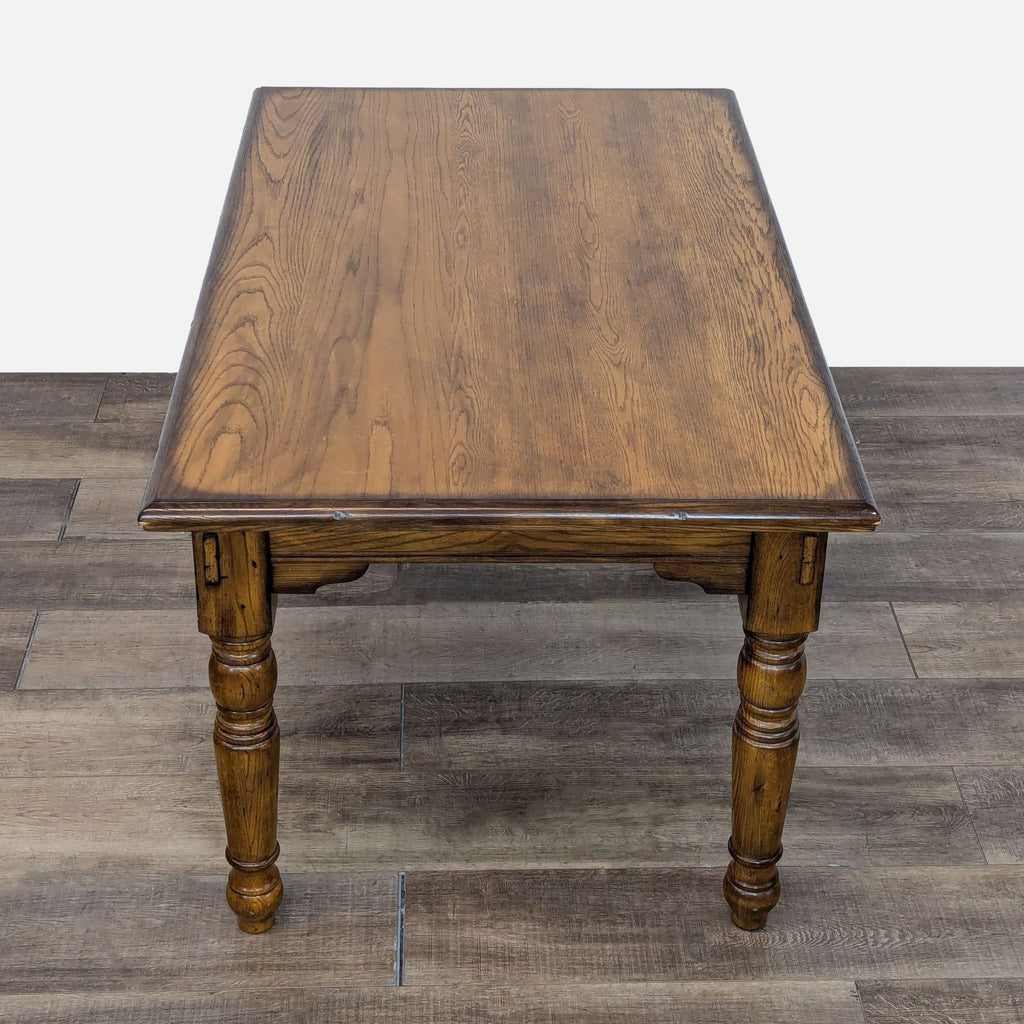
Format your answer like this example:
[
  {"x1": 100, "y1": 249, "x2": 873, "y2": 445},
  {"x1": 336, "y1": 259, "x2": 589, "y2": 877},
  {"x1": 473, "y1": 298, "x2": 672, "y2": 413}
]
[
  {"x1": 0, "y1": 868, "x2": 398, "y2": 991},
  {"x1": 0, "y1": 421, "x2": 161, "y2": 478},
  {"x1": 848, "y1": 414, "x2": 1024, "y2": 530},
  {"x1": 0, "y1": 611, "x2": 36, "y2": 690},
  {"x1": 0, "y1": 479, "x2": 77, "y2": 540},
  {"x1": 0, "y1": 375, "x2": 106, "y2": 423},
  {"x1": 825, "y1": 531, "x2": 1024, "y2": 600},
  {"x1": 0, "y1": 983, "x2": 866, "y2": 1024},
  {"x1": 0, "y1": 766, "x2": 982, "y2": 871},
  {"x1": 0, "y1": 541, "x2": 194, "y2": 610},
  {"x1": 67, "y1": 478, "x2": 184, "y2": 541},
  {"x1": 95, "y1": 374, "x2": 176, "y2": 423},
  {"x1": 0, "y1": 686, "x2": 400, "y2": 776},
  {"x1": 832, "y1": 367, "x2": 1024, "y2": 417},
  {"x1": 142, "y1": 89, "x2": 875, "y2": 530},
  {"x1": 954, "y1": 767, "x2": 1024, "y2": 864},
  {"x1": 894, "y1": 602, "x2": 1024, "y2": 677},
  {"x1": 5, "y1": 674, "x2": 1020, "y2": 775},
  {"x1": 402, "y1": 677, "x2": 1024, "y2": 769},
  {"x1": 16, "y1": 600, "x2": 913, "y2": 689},
  {"x1": 857, "y1": 978, "x2": 1024, "y2": 1023},
  {"x1": 401, "y1": 866, "x2": 1024, "y2": 983}
]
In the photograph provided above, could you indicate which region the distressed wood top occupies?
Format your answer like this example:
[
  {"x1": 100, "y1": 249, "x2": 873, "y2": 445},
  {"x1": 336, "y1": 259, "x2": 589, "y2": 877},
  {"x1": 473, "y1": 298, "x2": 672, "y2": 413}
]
[{"x1": 142, "y1": 88, "x2": 877, "y2": 532}]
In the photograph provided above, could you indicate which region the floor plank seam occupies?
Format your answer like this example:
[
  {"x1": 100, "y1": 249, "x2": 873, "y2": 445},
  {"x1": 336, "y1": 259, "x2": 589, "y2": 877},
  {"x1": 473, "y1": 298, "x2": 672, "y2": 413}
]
[
  {"x1": 888, "y1": 602, "x2": 919, "y2": 679},
  {"x1": 394, "y1": 870, "x2": 407, "y2": 986},
  {"x1": 850, "y1": 978, "x2": 870, "y2": 1024},
  {"x1": 93, "y1": 378, "x2": 114, "y2": 422},
  {"x1": 13, "y1": 611, "x2": 40, "y2": 691},
  {"x1": 57, "y1": 478, "x2": 81, "y2": 543},
  {"x1": 951, "y1": 765, "x2": 988, "y2": 865},
  {"x1": 399, "y1": 683, "x2": 405, "y2": 770}
]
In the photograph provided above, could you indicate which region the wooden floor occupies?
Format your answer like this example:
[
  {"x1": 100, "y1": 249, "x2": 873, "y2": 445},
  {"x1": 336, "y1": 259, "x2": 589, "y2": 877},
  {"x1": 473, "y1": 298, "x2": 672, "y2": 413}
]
[{"x1": 1, "y1": 369, "x2": 1022, "y2": 1023}]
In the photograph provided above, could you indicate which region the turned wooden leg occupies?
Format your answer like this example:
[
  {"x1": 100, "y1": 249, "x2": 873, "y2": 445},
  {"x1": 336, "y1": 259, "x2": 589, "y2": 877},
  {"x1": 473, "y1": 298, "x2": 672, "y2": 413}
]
[
  {"x1": 723, "y1": 531, "x2": 826, "y2": 930},
  {"x1": 193, "y1": 530, "x2": 283, "y2": 933}
]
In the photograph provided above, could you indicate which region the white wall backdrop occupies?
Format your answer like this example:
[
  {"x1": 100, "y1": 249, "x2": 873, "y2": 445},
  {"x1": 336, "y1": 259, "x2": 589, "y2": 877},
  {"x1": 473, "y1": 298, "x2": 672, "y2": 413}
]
[{"x1": 2, "y1": 0, "x2": 1020, "y2": 370}]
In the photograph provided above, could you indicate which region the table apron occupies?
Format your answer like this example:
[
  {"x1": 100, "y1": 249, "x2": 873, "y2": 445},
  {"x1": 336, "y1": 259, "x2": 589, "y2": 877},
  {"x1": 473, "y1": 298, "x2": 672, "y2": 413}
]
[
  {"x1": 265, "y1": 525, "x2": 753, "y2": 595},
  {"x1": 268, "y1": 523, "x2": 751, "y2": 559}
]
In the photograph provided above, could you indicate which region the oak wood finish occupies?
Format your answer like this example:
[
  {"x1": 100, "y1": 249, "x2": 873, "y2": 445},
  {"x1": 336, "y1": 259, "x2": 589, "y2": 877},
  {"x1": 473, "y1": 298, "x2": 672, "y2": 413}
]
[
  {"x1": 725, "y1": 531, "x2": 826, "y2": 928},
  {"x1": 138, "y1": 89, "x2": 879, "y2": 934},
  {"x1": 269, "y1": 523, "x2": 752, "y2": 594},
  {"x1": 192, "y1": 530, "x2": 282, "y2": 932},
  {"x1": 139, "y1": 88, "x2": 875, "y2": 532},
  {"x1": 272, "y1": 558, "x2": 369, "y2": 594},
  {"x1": 652, "y1": 557, "x2": 749, "y2": 594}
]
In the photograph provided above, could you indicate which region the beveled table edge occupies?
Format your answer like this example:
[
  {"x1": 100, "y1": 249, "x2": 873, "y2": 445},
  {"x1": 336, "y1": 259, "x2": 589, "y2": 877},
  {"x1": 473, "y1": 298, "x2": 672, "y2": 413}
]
[{"x1": 138, "y1": 498, "x2": 881, "y2": 534}]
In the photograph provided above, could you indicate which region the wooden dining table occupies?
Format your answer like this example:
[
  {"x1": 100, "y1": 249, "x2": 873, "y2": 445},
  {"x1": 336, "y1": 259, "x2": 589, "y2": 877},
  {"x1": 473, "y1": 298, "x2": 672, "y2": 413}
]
[{"x1": 140, "y1": 87, "x2": 878, "y2": 935}]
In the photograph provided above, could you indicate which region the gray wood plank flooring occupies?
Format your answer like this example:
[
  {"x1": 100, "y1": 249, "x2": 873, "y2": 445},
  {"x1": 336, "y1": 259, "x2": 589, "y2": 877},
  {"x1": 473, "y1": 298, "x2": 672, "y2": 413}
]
[
  {"x1": 0, "y1": 983, "x2": 867, "y2": 1024},
  {"x1": 1, "y1": 369, "x2": 1022, "y2": 1021}
]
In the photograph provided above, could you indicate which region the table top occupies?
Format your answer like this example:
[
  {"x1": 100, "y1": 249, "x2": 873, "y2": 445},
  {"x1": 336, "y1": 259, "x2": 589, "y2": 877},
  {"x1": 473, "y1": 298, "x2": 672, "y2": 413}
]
[{"x1": 142, "y1": 88, "x2": 877, "y2": 533}]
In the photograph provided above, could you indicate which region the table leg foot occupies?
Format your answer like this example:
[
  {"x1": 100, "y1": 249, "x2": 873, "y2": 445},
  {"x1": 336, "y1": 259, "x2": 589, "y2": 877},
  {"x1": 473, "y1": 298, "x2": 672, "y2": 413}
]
[
  {"x1": 727, "y1": 904, "x2": 770, "y2": 932},
  {"x1": 227, "y1": 858, "x2": 283, "y2": 933},
  {"x1": 723, "y1": 848, "x2": 780, "y2": 930}
]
